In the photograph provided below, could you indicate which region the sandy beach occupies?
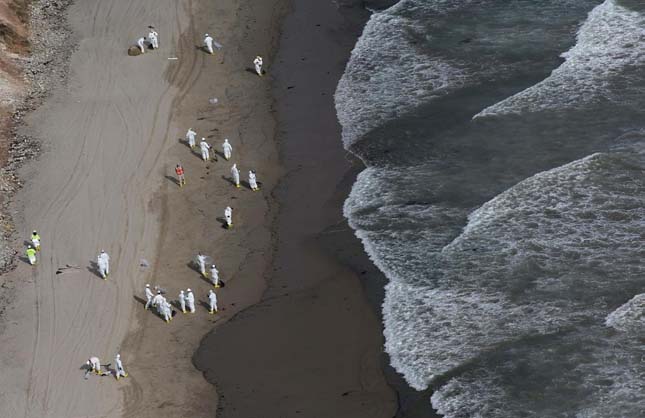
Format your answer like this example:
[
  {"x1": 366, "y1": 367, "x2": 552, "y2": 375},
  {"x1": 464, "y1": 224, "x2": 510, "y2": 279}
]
[
  {"x1": 0, "y1": 0, "x2": 410, "y2": 417},
  {"x1": 0, "y1": 0, "x2": 286, "y2": 415}
]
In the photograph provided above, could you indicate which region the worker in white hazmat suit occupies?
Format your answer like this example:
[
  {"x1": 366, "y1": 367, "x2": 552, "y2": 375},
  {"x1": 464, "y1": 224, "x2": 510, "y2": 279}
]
[
  {"x1": 162, "y1": 300, "x2": 173, "y2": 322},
  {"x1": 137, "y1": 37, "x2": 147, "y2": 54},
  {"x1": 222, "y1": 139, "x2": 232, "y2": 160},
  {"x1": 144, "y1": 284, "x2": 154, "y2": 310},
  {"x1": 87, "y1": 356, "x2": 101, "y2": 374},
  {"x1": 97, "y1": 250, "x2": 110, "y2": 279},
  {"x1": 208, "y1": 289, "x2": 218, "y2": 314},
  {"x1": 186, "y1": 288, "x2": 196, "y2": 313},
  {"x1": 204, "y1": 33, "x2": 214, "y2": 54},
  {"x1": 148, "y1": 29, "x2": 159, "y2": 49},
  {"x1": 114, "y1": 354, "x2": 128, "y2": 380},
  {"x1": 249, "y1": 170, "x2": 259, "y2": 191},
  {"x1": 210, "y1": 264, "x2": 220, "y2": 288},
  {"x1": 31, "y1": 230, "x2": 41, "y2": 251},
  {"x1": 224, "y1": 206, "x2": 233, "y2": 229},
  {"x1": 152, "y1": 290, "x2": 165, "y2": 309},
  {"x1": 231, "y1": 164, "x2": 240, "y2": 188},
  {"x1": 254, "y1": 56, "x2": 263, "y2": 76},
  {"x1": 186, "y1": 128, "x2": 197, "y2": 148},
  {"x1": 199, "y1": 138, "x2": 211, "y2": 161},
  {"x1": 178, "y1": 290, "x2": 187, "y2": 313},
  {"x1": 196, "y1": 252, "x2": 207, "y2": 277}
]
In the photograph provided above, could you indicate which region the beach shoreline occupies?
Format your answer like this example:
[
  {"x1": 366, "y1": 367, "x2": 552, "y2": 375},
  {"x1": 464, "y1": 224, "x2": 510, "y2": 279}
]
[{"x1": 191, "y1": 1, "x2": 429, "y2": 417}]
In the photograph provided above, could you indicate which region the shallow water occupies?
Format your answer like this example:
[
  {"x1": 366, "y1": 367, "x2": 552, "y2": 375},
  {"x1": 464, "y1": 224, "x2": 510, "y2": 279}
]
[{"x1": 335, "y1": 0, "x2": 645, "y2": 416}]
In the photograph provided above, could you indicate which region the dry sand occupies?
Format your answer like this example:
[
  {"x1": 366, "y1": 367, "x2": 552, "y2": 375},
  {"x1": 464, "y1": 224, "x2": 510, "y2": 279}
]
[{"x1": 0, "y1": 0, "x2": 285, "y2": 416}]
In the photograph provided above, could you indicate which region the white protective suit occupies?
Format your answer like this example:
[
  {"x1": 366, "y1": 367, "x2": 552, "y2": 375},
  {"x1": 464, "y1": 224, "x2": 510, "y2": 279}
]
[
  {"x1": 197, "y1": 253, "x2": 207, "y2": 277},
  {"x1": 31, "y1": 231, "x2": 40, "y2": 250},
  {"x1": 137, "y1": 37, "x2": 146, "y2": 53},
  {"x1": 186, "y1": 128, "x2": 197, "y2": 148},
  {"x1": 254, "y1": 56, "x2": 263, "y2": 76},
  {"x1": 210, "y1": 264, "x2": 220, "y2": 287},
  {"x1": 199, "y1": 139, "x2": 211, "y2": 161},
  {"x1": 186, "y1": 289, "x2": 196, "y2": 313},
  {"x1": 222, "y1": 139, "x2": 232, "y2": 160},
  {"x1": 88, "y1": 356, "x2": 101, "y2": 374},
  {"x1": 144, "y1": 284, "x2": 154, "y2": 310},
  {"x1": 152, "y1": 292, "x2": 165, "y2": 309},
  {"x1": 162, "y1": 300, "x2": 173, "y2": 322},
  {"x1": 204, "y1": 34, "x2": 214, "y2": 54},
  {"x1": 208, "y1": 290, "x2": 218, "y2": 314},
  {"x1": 249, "y1": 171, "x2": 259, "y2": 191},
  {"x1": 231, "y1": 164, "x2": 240, "y2": 188},
  {"x1": 148, "y1": 30, "x2": 159, "y2": 49},
  {"x1": 115, "y1": 354, "x2": 127, "y2": 379},
  {"x1": 97, "y1": 251, "x2": 110, "y2": 279},
  {"x1": 224, "y1": 206, "x2": 233, "y2": 228},
  {"x1": 179, "y1": 290, "x2": 187, "y2": 313}
]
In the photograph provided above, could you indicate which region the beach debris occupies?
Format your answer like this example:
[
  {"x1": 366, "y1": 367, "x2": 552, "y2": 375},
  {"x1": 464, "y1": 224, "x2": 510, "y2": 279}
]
[
  {"x1": 127, "y1": 46, "x2": 142, "y2": 56},
  {"x1": 55, "y1": 264, "x2": 81, "y2": 275},
  {"x1": 140, "y1": 258, "x2": 149, "y2": 268},
  {"x1": 208, "y1": 97, "x2": 219, "y2": 105},
  {"x1": 168, "y1": 57, "x2": 178, "y2": 60}
]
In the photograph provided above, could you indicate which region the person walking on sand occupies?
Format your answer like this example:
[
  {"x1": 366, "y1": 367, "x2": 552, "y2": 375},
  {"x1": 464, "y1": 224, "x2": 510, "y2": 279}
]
[
  {"x1": 186, "y1": 128, "x2": 197, "y2": 148},
  {"x1": 175, "y1": 164, "x2": 186, "y2": 187},
  {"x1": 26, "y1": 245, "x2": 37, "y2": 265},
  {"x1": 178, "y1": 290, "x2": 187, "y2": 313},
  {"x1": 186, "y1": 288, "x2": 196, "y2": 313},
  {"x1": 222, "y1": 139, "x2": 232, "y2": 161},
  {"x1": 231, "y1": 163, "x2": 240, "y2": 188},
  {"x1": 208, "y1": 289, "x2": 218, "y2": 314},
  {"x1": 210, "y1": 264, "x2": 220, "y2": 288},
  {"x1": 248, "y1": 170, "x2": 259, "y2": 191},
  {"x1": 97, "y1": 250, "x2": 110, "y2": 279},
  {"x1": 31, "y1": 230, "x2": 41, "y2": 251},
  {"x1": 254, "y1": 56, "x2": 263, "y2": 76},
  {"x1": 137, "y1": 36, "x2": 147, "y2": 54},
  {"x1": 87, "y1": 356, "x2": 101, "y2": 374},
  {"x1": 224, "y1": 206, "x2": 233, "y2": 229},
  {"x1": 199, "y1": 138, "x2": 212, "y2": 162},
  {"x1": 163, "y1": 298, "x2": 172, "y2": 323},
  {"x1": 196, "y1": 252, "x2": 208, "y2": 277},
  {"x1": 144, "y1": 284, "x2": 154, "y2": 310},
  {"x1": 204, "y1": 33, "x2": 214, "y2": 54},
  {"x1": 114, "y1": 354, "x2": 128, "y2": 380}
]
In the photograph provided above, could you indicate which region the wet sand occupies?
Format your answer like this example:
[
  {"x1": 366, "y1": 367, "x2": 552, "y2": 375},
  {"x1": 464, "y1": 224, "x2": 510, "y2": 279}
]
[{"x1": 193, "y1": 1, "x2": 400, "y2": 417}]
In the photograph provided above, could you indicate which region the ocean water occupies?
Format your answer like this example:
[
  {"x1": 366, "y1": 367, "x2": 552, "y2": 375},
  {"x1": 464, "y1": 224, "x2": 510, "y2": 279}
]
[{"x1": 335, "y1": 0, "x2": 645, "y2": 416}]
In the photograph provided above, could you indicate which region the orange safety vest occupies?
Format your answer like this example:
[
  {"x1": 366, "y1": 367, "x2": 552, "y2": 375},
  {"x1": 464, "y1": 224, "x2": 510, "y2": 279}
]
[{"x1": 175, "y1": 166, "x2": 184, "y2": 176}]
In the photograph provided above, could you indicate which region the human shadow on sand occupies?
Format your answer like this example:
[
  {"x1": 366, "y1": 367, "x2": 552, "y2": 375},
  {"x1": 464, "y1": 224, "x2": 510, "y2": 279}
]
[
  {"x1": 215, "y1": 216, "x2": 230, "y2": 229},
  {"x1": 164, "y1": 175, "x2": 180, "y2": 186},
  {"x1": 87, "y1": 261, "x2": 104, "y2": 279},
  {"x1": 245, "y1": 67, "x2": 264, "y2": 76}
]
